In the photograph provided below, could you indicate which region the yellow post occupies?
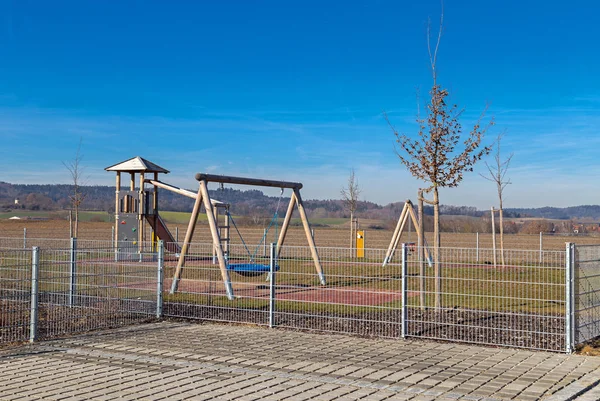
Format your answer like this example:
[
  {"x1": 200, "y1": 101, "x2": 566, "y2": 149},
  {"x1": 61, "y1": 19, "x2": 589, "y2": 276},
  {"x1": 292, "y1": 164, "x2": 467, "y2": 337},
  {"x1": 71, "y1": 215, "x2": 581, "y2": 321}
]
[{"x1": 356, "y1": 230, "x2": 365, "y2": 258}]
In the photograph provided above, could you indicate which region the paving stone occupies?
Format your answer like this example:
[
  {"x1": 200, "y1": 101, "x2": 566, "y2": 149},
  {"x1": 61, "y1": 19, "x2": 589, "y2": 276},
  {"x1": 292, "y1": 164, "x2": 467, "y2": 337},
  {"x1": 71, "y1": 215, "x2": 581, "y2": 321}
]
[{"x1": 1, "y1": 322, "x2": 600, "y2": 401}]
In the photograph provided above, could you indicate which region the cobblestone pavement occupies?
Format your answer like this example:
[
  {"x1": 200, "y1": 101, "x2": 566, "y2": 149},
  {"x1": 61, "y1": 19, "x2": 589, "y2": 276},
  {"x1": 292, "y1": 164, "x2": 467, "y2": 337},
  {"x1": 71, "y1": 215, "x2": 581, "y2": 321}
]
[{"x1": 1, "y1": 322, "x2": 600, "y2": 400}]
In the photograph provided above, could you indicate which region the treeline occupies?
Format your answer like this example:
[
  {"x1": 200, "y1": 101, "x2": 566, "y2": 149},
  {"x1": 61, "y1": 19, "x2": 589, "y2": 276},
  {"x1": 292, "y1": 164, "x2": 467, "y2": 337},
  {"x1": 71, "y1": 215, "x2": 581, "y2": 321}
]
[{"x1": 2, "y1": 182, "x2": 600, "y2": 223}]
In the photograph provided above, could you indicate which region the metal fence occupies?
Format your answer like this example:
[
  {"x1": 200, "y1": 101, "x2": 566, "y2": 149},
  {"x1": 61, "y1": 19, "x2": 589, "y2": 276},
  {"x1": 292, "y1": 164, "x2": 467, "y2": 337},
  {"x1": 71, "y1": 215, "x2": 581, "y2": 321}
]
[
  {"x1": 0, "y1": 248, "x2": 32, "y2": 344},
  {"x1": 1, "y1": 240, "x2": 599, "y2": 353},
  {"x1": 574, "y1": 245, "x2": 600, "y2": 345},
  {"x1": 403, "y1": 246, "x2": 567, "y2": 351},
  {"x1": 0, "y1": 241, "x2": 160, "y2": 345},
  {"x1": 160, "y1": 241, "x2": 569, "y2": 351}
]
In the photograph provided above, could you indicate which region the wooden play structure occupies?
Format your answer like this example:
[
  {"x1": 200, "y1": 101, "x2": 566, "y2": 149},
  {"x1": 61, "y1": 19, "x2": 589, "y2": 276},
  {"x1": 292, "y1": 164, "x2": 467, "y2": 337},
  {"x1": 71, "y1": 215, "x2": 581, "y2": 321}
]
[
  {"x1": 105, "y1": 157, "x2": 325, "y2": 300},
  {"x1": 382, "y1": 200, "x2": 432, "y2": 267},
  {"x1": 170, "y1": 172, "x2": 325, "y2": 299},
  {"x1": 105, "y1": 157, "x2": 229, "y2": 255}
]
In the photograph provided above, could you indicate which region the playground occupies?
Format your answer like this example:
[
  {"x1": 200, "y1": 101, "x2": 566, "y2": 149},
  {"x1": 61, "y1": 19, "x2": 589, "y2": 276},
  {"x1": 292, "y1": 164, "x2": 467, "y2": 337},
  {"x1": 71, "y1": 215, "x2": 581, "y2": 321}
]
[{"x1": 0, "y1": 156, "x2": 598, "y2": 355}]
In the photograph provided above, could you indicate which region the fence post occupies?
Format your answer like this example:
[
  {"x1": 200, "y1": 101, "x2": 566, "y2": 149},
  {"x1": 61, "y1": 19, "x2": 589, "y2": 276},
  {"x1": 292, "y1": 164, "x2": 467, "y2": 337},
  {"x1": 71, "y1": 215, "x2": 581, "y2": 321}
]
[
  {"x1": 23, "y1": 227, "x2": 27, "y2": 249},
  {"x1": 565, "y1": 242, "x2": 575, "y2": 353},
  {"x1": 540, "y1": 232, "x2": 543, "y2": 263},
  {"x1": 269, "y1": 242, "x2": 276, "y2": 328},
  {"x1": 157, "y1": 240, "x2": 164, "y2": 319},
  {"x1": 111, "y1": 226, "x2": 115, "y2": 249},
  {"x1": 401, "y1": 243, "x2": 407, "y2": 339},
  {"x1": 30, "y1": 247, "x2": 40, "y2": 343},
  {"x1": 263, "y1": 229, "x2": 267, "y2": 257},
  {"x1": 69, "y1": 237, "x2": 77, "y2": 307},
  {"x1": 476, "y1": 232, "x2": 479, "y2": 263}
]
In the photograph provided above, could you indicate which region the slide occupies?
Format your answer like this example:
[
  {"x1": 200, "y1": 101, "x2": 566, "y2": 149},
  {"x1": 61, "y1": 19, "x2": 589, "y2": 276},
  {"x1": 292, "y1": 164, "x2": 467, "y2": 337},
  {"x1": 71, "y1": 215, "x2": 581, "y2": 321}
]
[{"x1": 145, "y1": 214, "x2": 181, "y2": 254}]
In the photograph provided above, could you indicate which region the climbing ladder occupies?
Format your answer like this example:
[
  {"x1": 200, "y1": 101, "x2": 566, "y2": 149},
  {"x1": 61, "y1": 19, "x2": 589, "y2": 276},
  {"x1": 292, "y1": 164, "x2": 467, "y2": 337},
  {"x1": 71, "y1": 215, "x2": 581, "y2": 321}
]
[{"x1": 212, "y1": 203, "x2": 230, "y2": 262}]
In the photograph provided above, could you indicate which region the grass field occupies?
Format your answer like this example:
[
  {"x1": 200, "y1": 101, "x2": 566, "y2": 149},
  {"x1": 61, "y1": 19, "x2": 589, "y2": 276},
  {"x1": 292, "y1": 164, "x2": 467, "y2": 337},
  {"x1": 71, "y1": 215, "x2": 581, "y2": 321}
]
[{"x1": 2, "y1": 217, "x2": 599, "y2": 251}]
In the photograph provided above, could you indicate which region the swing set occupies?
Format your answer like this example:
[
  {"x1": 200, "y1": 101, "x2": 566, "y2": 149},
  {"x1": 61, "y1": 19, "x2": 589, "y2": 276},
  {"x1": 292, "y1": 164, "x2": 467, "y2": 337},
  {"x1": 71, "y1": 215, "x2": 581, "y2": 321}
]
[
  {"x1": 105, "y1": 157, "x2": 325, "y2": 301},
  {"x1": 170, "y1": 172, "x2": 326, "y2": 299},
  {"x1": 225, "y1": 188, "x2": 284, "y2": 276}
]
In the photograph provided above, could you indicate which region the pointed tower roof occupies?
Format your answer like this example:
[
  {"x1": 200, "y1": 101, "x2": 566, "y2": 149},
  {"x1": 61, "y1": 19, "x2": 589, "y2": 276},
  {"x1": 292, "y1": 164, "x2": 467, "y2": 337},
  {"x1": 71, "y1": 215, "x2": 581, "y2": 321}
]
[{"x1": 105, "y1": 156, "x2": 169, "y2": 174}]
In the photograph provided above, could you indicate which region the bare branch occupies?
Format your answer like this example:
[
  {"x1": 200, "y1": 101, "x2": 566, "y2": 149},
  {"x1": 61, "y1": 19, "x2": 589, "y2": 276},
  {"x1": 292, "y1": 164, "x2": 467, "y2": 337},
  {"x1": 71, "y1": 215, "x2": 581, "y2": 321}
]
[
  {"x1": 340, "y1": 168, "x2": 361, "y2": 215},
  {"x1": 63, "y1": 138, "x2": 88, "y2": 237}
]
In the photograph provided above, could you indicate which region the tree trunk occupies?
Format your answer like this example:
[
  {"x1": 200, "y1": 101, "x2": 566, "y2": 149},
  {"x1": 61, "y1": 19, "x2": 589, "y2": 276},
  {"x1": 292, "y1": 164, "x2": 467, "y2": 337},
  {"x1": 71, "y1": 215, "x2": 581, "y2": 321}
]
[
  {"x1": 74, "y1": 206, "x2": 79, "y2": 238},
  {"x1": 499, "y1": 200, "x2": 505, "y2": 267},
  {"x1": 350, "y1": 211, "x2": 354, "y2": 252},
  {"x1": 418, "y1": 192, "x2": 425, "y2": 310},
  {"x1": 69, "y1": 210, "x2": 73, "y2": 238},
  {"x1": 433, "y1": 187, "x2": 441, "y2": 310},
  {"x1": 491, "y1": 207, "x2": 497, "y2": 268}
]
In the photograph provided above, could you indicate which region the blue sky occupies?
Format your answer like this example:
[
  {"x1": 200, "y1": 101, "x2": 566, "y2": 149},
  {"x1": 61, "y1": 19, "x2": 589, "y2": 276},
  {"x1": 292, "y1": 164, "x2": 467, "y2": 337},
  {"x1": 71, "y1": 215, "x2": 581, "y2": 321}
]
[{"x1": 1, "y1": 0, "x2": 599, "y2": 209}]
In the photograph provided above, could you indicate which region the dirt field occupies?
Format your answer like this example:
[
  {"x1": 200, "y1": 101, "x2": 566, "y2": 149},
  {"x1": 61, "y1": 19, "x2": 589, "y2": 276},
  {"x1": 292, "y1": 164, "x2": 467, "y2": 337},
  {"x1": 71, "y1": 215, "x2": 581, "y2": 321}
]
[{"x1": 2, "y1": 218, "x2": 599, "y2": 251}]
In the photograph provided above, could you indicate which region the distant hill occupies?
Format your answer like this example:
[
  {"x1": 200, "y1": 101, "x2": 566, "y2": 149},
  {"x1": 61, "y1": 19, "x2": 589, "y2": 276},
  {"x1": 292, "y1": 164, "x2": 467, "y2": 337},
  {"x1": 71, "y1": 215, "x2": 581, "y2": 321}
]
[
  {"x1": 504, "y1": 206, "x2": 600, "y2": 220},
  {"x1": 0, "y1": 182, "x2": 398, "y2": 220},
  {"x1": 1, "y1": 182, "x2": 599, "y2": 222}
]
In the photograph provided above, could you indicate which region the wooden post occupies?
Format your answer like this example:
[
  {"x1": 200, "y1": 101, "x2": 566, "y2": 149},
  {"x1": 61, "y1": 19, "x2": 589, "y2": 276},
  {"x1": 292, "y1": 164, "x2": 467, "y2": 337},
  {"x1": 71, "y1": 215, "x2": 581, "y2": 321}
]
[
  {"x1": 491, "y1": 207, "x2": 497, "y2": 269},
  {"x1": 391, "y1": 210, "x2": 410, "y2": 258},
  {"x1": 293, "y1": 188, "x2": 325, "y2": 285},
  {"x1": 407, "y1": 204, "x2": 432, "y2": 266},
  {"x1": 170, "y1": 187, "x2": 204, "y2": 294},
  {"x1": 114, "y1": 173, "x2": 121, "y2": 245},
  {"x1": 212, "y1": 205, "x2": 218, "y2": 263},
  {"x1": 276, "y1": 193, "x2": 297, "y2": 257},
  {"x1": 199, "y1": 180, "x2": 234, "y2": 300},
  {"x1": 382, "y1": 203, "x2": 408, "y2": 267},
  {"x1": 139, "y1": 172, "x2": 145, "y2": 253}
]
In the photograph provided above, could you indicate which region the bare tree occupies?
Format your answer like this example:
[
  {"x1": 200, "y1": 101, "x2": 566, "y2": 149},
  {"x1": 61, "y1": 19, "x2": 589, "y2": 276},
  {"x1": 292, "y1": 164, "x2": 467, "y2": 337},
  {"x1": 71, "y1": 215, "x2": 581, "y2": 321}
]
[
  {"x1": 341, "y1": 168, "x2": 361, "y2": 249},
  {"x1": 481, "y1": 133, "x2": 513, "y2": 267},
  {"x1": 63, "y1": 138, "x2": 87, "y2": 238},
  {"x1": 386, "y1": 7, "x2": 493, "y2": 309}
]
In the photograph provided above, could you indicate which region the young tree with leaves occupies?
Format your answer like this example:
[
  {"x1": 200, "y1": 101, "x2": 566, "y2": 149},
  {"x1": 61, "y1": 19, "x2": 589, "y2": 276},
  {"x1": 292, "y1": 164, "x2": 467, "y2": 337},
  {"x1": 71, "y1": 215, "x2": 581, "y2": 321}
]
[
  {"x1": 386, "y1": 9, "x2": 493, "y2": 309},
  {"x1": 341, "y1": 168, "x2": 361, "y2": 250},
  {"x1": 481, "y1": 133, "x2": 512, "y2": 267}
]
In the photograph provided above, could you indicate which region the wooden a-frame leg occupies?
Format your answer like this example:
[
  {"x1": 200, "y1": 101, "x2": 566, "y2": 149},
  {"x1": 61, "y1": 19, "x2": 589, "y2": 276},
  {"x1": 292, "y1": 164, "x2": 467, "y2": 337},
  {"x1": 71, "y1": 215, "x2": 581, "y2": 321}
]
[
  {"x1": 199, "y1": 180, "x2": 234, "y2": 300},
  {"x1": 170, "y1": 187, "x2": 203, "y2": 294}
]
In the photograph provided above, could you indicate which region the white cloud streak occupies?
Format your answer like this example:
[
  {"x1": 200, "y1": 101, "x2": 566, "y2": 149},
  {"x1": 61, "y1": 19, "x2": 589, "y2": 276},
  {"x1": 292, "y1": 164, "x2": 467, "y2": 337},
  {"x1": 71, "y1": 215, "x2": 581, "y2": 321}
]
[{"x1": 1, "y1": 102, "x2": 600, "y2": 209}]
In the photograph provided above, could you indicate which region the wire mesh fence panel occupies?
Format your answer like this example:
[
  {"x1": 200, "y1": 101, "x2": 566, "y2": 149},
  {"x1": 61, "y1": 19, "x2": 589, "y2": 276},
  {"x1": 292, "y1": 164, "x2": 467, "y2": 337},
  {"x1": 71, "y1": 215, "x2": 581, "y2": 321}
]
[
  {"x1": 0, "y1": 248, "x2": 32, "y2": 345},
  {"x1": 0, "y1": 237, "x2": 72, "y2": 250},
  {"x1": 36, "y1": 246, "x2": 158, "y2": 340},
  {"x1": 272, "y1": 245, "x2": 402, "y2": 338},
  {"x1": 404, "y1": 246, "x2": 566, "y2": 351},
  {"x1": 574, "y1": 245, "x2": 600, "y2": 345},
  {"x1": 0, "y1": 238, "x2": 26, "y2": 249},
  {"x1": 0, "y1": 234, "x2": 580, "y2": 352},
  {"x1": 162, "y1": 243, "x2": 270, "y2": 325}
]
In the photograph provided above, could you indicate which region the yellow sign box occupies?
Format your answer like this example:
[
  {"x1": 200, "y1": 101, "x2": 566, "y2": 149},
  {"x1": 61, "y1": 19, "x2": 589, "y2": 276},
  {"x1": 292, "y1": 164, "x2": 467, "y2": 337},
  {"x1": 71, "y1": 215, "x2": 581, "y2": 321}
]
[{"x1": 356, "y1": 230, "x2": 365, "y2": 258}]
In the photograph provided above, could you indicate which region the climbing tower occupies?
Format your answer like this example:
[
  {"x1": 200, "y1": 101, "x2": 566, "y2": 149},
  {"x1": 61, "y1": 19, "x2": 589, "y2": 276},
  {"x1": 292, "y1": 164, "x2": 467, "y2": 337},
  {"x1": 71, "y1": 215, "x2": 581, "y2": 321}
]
[{"x1": 105, "y1": 156, "x2": 170, "y2": 256}]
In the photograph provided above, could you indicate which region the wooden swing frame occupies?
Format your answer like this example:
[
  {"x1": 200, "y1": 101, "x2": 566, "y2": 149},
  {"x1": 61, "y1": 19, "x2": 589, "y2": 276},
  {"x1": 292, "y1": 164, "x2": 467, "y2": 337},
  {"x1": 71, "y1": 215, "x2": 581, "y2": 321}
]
[
  {"x1": 382, "y1": 200, "x2": 433, "y2": 267},
  {"x1": 169, "y1": 173, "x2": 325, "y2": 299}
]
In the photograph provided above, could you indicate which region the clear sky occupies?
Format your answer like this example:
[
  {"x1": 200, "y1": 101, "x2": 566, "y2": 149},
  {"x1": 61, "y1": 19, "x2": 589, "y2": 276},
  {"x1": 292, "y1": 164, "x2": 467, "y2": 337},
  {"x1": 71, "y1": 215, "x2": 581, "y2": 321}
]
[{"x1": 1, "y1": 0, "x2": 599, "y2": 209}]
